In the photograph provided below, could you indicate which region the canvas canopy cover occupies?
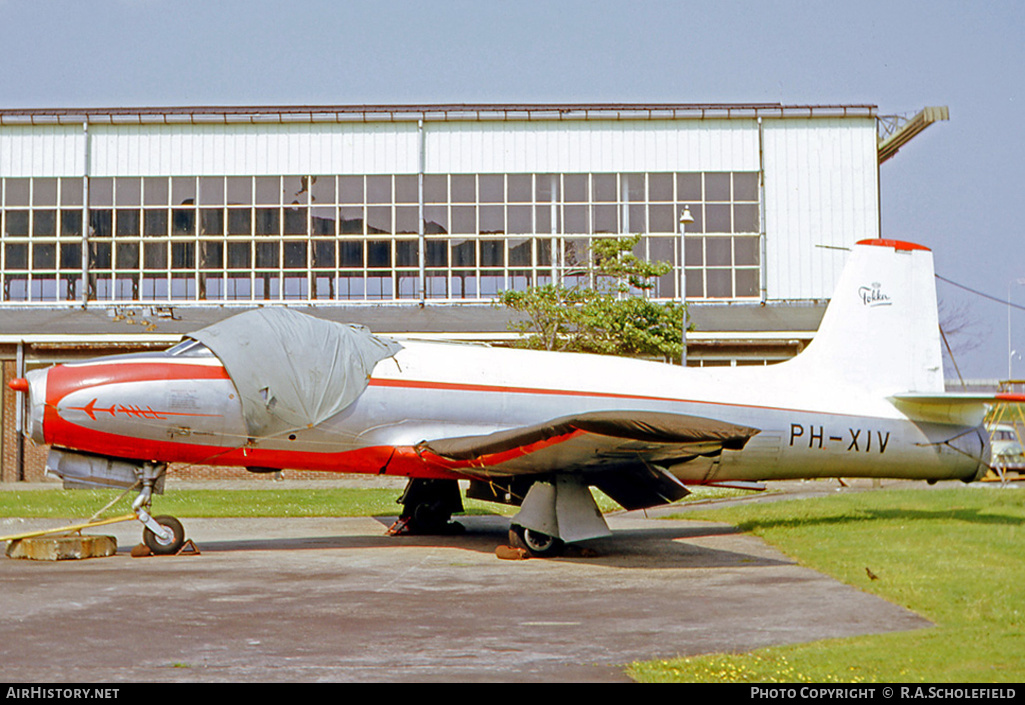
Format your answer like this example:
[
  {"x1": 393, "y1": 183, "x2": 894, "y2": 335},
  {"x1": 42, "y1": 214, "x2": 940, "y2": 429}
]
[{"x1": 188, "y1": 309, "x2": 402, "y2": 439}]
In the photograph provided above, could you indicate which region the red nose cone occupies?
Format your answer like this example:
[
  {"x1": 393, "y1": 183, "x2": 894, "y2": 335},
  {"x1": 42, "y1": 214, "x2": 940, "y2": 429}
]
[{"x1": 8, "y1": 378, "x2": 29, "y2": 393}]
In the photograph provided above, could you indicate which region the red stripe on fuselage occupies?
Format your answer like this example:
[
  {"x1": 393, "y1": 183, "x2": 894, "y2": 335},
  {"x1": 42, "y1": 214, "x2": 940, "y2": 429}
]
[{"x1": 46, "y1": 424, "x2": 462, "y2": 480}]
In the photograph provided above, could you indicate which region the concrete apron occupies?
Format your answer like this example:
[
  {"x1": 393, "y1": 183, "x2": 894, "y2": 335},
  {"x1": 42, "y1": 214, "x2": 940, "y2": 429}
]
[{"x1": 0, "y1": 514, "x2": 931, "y2": 683}]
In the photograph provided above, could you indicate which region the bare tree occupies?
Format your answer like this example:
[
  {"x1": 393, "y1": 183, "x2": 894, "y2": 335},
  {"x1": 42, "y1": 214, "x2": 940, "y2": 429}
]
[{"x1": 938, "y1": 299, "x2": 987, "y2": 381}]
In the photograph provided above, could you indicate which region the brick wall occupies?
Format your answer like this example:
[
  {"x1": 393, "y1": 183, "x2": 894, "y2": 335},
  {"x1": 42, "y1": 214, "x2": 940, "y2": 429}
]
[{"x1": 2, "y1": 361, "x2": 48, "y2": 482}]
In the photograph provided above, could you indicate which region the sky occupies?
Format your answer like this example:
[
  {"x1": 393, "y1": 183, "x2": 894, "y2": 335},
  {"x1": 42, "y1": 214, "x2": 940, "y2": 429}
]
[{"x1": 1, "y1": 0, "x2": 1023, "y2": 380}]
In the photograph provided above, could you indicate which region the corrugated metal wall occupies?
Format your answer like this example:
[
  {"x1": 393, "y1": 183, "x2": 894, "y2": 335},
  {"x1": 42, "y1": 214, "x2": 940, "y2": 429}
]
[
  {"x1": 762, "y1": 117, "x2": 879, "y2": 300},
  {"x1": 2, "y1": 120, "x2": 762, "y2": 177},
  {"x1": 424, "y1": 119, "x2": 760, "y2": 174},
  {"x1": 0, "y1": 125, "x2": 85, "y2": 177},
  {"x1": 88, "y1": 123, "x2": 420, "y2": 177}
]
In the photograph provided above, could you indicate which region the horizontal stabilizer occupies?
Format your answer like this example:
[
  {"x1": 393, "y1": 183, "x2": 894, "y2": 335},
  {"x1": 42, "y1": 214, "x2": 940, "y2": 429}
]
[
  {"x1": 701, "y1": 480, "x2": 767, "y2": 491},
  {"x1": 890, "y1": 393, "x2": 1025, "y2": 425}
]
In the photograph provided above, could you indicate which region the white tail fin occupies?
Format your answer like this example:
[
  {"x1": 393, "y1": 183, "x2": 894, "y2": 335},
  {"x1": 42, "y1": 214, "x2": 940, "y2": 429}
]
[{"x1": 791, "y1": 239, "x2": 944, "y2": 395}]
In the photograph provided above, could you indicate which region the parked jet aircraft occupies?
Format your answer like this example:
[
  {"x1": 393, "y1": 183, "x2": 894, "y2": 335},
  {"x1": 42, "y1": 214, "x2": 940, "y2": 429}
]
[{"x1": 8, "y1": 239, "x2": 1016, "y2": 556}]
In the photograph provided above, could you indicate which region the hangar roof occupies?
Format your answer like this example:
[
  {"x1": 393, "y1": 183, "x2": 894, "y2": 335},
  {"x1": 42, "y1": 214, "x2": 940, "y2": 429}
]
[
  {"x1": 0, "y1": 103, "x2": 877, "y2": 125},
  {"x1": 1, "y1": 103, "x2": 942, "y2": 166}
]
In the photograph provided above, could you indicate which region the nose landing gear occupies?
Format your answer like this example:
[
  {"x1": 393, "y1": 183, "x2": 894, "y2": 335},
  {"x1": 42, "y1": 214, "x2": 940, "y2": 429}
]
[{"x1": 132, "y1": 462, "x2": 188, "y2": 555}]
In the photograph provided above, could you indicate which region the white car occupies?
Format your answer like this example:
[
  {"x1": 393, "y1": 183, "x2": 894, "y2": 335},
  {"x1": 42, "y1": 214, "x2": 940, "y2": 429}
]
[{"x1": 989, "y1": 424, "x2": 1025, "y2": 470}]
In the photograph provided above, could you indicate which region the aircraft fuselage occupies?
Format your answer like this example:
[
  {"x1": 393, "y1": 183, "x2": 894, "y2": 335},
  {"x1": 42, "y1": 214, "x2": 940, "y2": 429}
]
[{"x1": 23, "y1": 338, "x2": 990, "y2": 486}]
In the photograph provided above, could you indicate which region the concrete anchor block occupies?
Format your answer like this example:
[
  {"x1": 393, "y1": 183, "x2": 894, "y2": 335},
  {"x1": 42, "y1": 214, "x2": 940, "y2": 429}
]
[{"x1": 5, "y1": 535, "x2": 118, "y2": 561}]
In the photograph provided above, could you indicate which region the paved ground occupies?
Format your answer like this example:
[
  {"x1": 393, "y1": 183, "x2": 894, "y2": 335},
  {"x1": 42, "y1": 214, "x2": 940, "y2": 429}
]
[{"x1": 0, "y1": 481, "x2": 933, "y2": 683}]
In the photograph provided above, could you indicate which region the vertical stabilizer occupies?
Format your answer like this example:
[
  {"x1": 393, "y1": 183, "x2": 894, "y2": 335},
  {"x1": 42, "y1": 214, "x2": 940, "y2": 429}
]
[{"x1": 792, "y1": 239, "x2": 944, "y2": 395}]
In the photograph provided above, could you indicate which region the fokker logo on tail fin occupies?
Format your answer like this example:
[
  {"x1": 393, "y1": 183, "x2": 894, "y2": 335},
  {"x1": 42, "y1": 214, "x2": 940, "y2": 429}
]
[{"x1": 858, "y1": 283, "x2": 892, "y2": 307}]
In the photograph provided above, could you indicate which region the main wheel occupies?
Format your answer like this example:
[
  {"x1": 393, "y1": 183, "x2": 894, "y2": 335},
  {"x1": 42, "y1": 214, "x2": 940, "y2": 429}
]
[
  {"x1": 411, "y1": 502, "x2": 452, "y2": 533},
  {"x1": 396, "y1": 479, "x2": 463, "y2": 534},
  {"x1": 142, "y1": 515, "x2": 185, "y2": 555},
  {"x1": 510, "y1": 524, "x2": 565, "y2": 558}
]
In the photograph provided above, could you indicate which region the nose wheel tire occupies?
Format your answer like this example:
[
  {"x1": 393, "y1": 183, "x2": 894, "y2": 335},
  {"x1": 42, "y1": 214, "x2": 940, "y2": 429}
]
[
  {"x1": 142, "y1": 515, "x2": 185, "y2": 555},
  {"x1": 510, "y1": 524, "x2": 565, "y2": 558}
]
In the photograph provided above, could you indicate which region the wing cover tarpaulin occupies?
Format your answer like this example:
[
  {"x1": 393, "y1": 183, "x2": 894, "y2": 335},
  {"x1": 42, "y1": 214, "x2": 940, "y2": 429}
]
[
  {"x1": 189, "y1": 309, "x2": 402, "y2": 438},
  {"x1": 422, "y1": 410, "x2": 756, "y2": 460},
  {"x1": 419, "y1": 410, "x2": 758, "y2": 469},
  {"x1": 420, "y1": 410, "x2": 759, "y2": 511}
]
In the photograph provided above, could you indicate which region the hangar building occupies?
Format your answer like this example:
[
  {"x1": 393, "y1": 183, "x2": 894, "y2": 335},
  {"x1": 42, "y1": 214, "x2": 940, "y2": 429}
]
[{"x1": 0, "y1": 103, "x2": 945, "y2": 480}]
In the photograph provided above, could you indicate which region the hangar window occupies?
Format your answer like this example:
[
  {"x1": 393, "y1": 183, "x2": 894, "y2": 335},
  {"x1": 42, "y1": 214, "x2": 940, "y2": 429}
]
[
  {"x1": 116, "y1": 178, "x2": 141, "y2": 207},
  {"x1": 1, "y1": 171, "x2": 760, "y2": 304},
  {"x1": 199, "y1": 178, "x2": 225, "y2": 206},
  {"x1": 61, "y1": 180, "x2": 83, "y2": 207},
  {"x1": 4, "y1": 210, "x2": 29, "y2": 236},
  {"x1": 4, "y1": 243, "x2": 28, "y2": 269},
  {"x1": 450, "y1": 176, "x2": 474, "y2": 204},
  {"x1": 144, "y1": 177, "x2": 169, "y2": 206},
  {"x1": 33, "y1": 179, "x2": 58, "y2": 206},
  {"x1": 91, "y1": 178, "x2": 114, "y2": 207},
  {"x1": 366, "y1": 176, "x2": 392, "y2": 205},
  {"x1": 563, "y1": 175, "x2": 588, "y2": 203},
  {"x1": 116, "y1": 210, "x2": 140, "y2": 238},
  {"x1": 592, "y1": 174, "x2": 617, "y2": 202},
  {"x1": 508, "y1": 175, "x2": 532, "y2": 202},
  {"x1": 479, "y1": 175, "x2": 504, "y2": 203},
  {"x1": 61, "y1": 210, "x2": 82, "y2": 237},
  {"x1": 734, "y1": 173, "x2": 760, "y2": 202},
  {"x1": 226, "y1": 177, "x2": 250, "y2": 205},
  {"x1": 255, "y1": 177, "x2": 279, "y2": 205},
  {"x1": 704, "y1": 173, "x2": 732, "y2": 202},
  {"x1": 4, "y1": 179, "x2": 30, "y2": 206},
  {"x1": 171, "y1": 178, "x2": 196, "y2": 207}
]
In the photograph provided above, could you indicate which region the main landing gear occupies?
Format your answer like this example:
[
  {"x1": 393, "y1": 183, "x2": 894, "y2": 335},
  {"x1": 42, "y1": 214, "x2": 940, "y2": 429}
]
[
  {"x1": 388, "y1": 479, "x2": 465, "y2": 536},
  {"x1": 509, "y1": 524, "x2": 565, "y2": 558}
]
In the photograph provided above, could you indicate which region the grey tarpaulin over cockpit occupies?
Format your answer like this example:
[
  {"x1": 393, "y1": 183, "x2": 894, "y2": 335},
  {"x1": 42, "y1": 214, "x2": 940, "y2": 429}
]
[{"x1": 187, "y1": 308, "x2": 403, "y2": 439}]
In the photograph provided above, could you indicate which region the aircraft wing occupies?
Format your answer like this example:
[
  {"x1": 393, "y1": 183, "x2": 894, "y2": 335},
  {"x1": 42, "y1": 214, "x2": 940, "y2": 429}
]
[{"x1": 415, "y1": 410, "x2": 760, "y2": 510}]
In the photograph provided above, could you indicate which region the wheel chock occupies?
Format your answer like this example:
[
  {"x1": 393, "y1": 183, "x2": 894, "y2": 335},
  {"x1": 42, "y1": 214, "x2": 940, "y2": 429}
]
[
  {"x1": 495, "y1": 544, "x2": 531, "y2": 560},
  {"x1": 130, "y1": 538, "x2": 200, "y2": 558},
  {"x1": 176, "y1": 539, "x2": 200, "y2": 555}
]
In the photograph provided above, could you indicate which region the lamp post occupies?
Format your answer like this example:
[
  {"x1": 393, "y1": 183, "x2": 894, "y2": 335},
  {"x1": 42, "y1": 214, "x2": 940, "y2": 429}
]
[
  {"x1": 679, "y1": 207, "x2": 694, "y2": 366},
  {"x1": 1009, "y1": 279, "x2": 1025, "y2": 380}
]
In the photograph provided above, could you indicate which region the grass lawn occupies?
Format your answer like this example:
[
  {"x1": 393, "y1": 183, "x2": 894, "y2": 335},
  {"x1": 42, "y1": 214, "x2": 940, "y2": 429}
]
[
  {"x1": 0, "y1": 483, "x2": 742, "y2": 520},
  {"x1": 628, "y1": 485, "x2": 1025, "y2": 683},
  {"x1": 0, "y1": 486, "x2": 515, "y2": 520}
]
